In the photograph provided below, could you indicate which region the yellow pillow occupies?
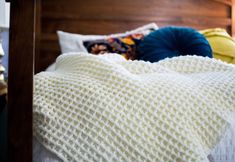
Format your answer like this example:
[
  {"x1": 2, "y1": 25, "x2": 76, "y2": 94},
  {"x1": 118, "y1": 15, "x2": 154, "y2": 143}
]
[{"x1": 200, "y1": 28, "x2": 235, "y2": 64}]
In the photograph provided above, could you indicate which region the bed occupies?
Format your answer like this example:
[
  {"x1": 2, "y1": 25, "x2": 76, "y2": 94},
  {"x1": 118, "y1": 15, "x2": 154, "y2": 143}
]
[{"x1": 7, "y1": 0, "x2": 235, "y2": 162}]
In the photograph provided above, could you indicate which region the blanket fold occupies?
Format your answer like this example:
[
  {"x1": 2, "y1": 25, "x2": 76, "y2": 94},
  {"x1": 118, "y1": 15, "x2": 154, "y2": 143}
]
[{"x1": 34, "y1": 53, "x2": 235, "y2": 162}]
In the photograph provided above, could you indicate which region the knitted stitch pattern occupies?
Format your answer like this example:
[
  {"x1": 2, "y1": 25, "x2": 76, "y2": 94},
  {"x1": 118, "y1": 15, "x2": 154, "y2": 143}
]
[{"x1": 34, "y1": 53, "x2": 235, "y2": 162}]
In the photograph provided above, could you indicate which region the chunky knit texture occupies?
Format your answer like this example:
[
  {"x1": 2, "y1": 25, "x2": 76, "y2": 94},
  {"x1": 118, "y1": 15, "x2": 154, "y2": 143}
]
[{"x1": 33, "y1": 53, "x2": 235, "y2": 162}]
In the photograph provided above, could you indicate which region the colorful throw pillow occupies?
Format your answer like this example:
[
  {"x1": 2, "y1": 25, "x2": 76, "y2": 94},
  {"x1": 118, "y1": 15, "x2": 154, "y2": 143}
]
[
  {"x1": 200, "y1": 28, "x2": 235, "y2": 64},
  {"x1": 57, "y1": 23, "x2": 158, "y2": 54},
  {"x1": 83, "y1": 33, "x2": 145, "y2": 60},
  {"x1": 137, "y1": 26, "x2": 212, "y2": 62}
]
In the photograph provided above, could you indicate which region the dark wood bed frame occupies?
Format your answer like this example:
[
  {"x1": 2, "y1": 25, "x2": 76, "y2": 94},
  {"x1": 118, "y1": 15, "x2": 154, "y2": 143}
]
[{"x1": 6, "y1": 0, "x2": 235, "y2": 161}]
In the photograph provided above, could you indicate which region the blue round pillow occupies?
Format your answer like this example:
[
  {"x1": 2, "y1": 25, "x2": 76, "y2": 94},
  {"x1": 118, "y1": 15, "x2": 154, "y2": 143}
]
[{"x1": 137, "y1": 26, "x2": 212, "y2": 62}]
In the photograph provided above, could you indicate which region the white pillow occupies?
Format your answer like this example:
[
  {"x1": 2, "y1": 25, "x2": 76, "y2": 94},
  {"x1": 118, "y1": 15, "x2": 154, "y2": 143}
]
[{"x1": 57, "y1": 23, "x2": 158, "y2": 54}]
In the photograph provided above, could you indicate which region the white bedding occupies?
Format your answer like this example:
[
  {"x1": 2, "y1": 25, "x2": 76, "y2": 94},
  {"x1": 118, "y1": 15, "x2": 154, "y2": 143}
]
[
  {"x1": 33, "y1": 123, "x2": 235, "y2": 162},
  {"x1": 33, "y1": 138, "x2": 62, "y2": 162},
  {"x1": 34, "y1": 54, "x2": 235, "y2": 162},
  {"x1": 211, "y1": 121, "x2": 235, "y2": 162}
]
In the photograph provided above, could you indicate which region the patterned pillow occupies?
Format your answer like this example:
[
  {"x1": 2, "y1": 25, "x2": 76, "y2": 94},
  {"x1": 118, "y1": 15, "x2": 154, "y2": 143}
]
[
  {"x1": 83, "y1": 33, "x2": 145, "y2": 60},
  {"x1": 57, "y1": 23, "x2": 158, "y2": 54}
]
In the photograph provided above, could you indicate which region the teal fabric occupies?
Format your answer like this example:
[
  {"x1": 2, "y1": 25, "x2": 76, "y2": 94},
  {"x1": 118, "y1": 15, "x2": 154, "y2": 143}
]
[{"x1": 137, "y1": 26, "x2": 212, "y2": 62}]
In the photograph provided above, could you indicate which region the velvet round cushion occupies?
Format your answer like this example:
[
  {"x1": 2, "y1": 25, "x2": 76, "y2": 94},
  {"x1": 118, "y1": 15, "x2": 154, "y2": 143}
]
[{"x1": 137, "y1": 26, "x2": 212, "y2": 62}]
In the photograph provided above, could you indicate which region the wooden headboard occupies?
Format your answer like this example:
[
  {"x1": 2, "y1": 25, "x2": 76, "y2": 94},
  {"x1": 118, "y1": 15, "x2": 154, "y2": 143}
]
[{"x1": 37, "y1": 0, "x2": 234, "y2": 72}]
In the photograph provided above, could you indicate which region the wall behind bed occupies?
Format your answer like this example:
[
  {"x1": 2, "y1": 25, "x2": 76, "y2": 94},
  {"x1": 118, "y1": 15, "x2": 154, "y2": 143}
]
[{"x1": 36, "y1": 0, "x2": 233, "y2": 73}]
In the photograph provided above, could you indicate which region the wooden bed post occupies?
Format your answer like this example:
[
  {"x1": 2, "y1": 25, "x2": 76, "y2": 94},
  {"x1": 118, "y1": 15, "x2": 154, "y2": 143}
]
[
  {"x1": 7, "y1": 0, "x2": 36, "y2": 161},
  {"x1": 232, "y1": 0, "x2": 235, "y2": 37}
]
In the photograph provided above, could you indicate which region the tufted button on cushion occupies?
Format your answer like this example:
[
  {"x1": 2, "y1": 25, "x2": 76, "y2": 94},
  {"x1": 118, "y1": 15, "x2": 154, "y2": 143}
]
[{"x1": 137, "y1": 26, "x2": 212, "y2": 62}]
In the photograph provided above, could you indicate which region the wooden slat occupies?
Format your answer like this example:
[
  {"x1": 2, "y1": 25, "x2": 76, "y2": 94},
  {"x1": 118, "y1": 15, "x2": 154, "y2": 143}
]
[
  {"x1": 38, "y1": 50, "x2": 59, "y2": 71},
  {"x1": 7, "y1": 0, "x2": 35, "y2": 161},
  {"x1": 40, "y1": 38, "x2": 60, "y2": 52},
  {"x1": 42, "y1": 0, "x2": 230, "y2": 19},
  {"x1": 213, "y1": 0, "x2": 232, "y2": 5},
  {"x1": 41, "y1": 18, "x2": 231, "y2": 34}
]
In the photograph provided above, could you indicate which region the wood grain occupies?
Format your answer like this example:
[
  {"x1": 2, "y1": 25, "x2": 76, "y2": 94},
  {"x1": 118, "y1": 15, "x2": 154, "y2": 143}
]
[
  {"x1": 7, "y1": 0, "x2": 35, "y2": 161},
  {"x1": 232, "y1": 0, "x2": 235, "y2": 37},
  {"x1": 213, "y1": 0, "x2": 232, "y2": 5},
  {"x1": 41, "y1": 18, "x2": 231, "y2": 34},
  {"x1": 35, "y1": 0, "x2": 41, "y2": 73},
  {"x1": 35, "y1": 0, "x2": 233, "y2": 72}
]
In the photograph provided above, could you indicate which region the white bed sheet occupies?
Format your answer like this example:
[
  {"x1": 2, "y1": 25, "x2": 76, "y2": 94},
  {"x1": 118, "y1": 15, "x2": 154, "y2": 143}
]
[
  {"x1": 33, "y1": 138, "x2": 62, "y2": 162},
  {"x1": 211, "y1": 121, "x2": 235, "y2": 162}
]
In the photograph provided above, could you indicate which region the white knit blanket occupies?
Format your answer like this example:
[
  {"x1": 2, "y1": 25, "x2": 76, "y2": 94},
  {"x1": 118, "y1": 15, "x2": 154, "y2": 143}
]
[{"x1": 33, "y1": 53, "x2": 235, "y2": 162}]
